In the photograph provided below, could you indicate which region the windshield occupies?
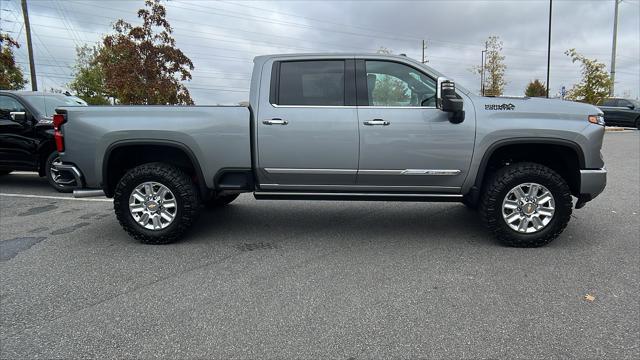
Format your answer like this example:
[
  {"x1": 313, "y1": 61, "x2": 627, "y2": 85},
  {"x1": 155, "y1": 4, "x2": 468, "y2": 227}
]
[{"x1": 22, "y1": 94, "x2": 87, "y2": 117}]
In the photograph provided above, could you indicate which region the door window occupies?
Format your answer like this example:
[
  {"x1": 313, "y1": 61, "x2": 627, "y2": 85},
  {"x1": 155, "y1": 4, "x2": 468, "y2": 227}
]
[
  {"x1": 0, "y1": 96, "x2": 26, "y2": 120},
  {"x1": 277, "y1": 61, "x2": 345, "y2": 106},
  {"x1": 365, "y1": 61, "x2": 436, "y2": 107},
  {"x1": 601, "y1": 99, "x2": 618, "y2": 106}
]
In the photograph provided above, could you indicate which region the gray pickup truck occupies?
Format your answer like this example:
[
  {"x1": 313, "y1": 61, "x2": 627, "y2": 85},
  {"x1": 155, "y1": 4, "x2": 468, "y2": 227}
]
[{"x1": 54, "y1": 53, "x2": 607, "y2": 247}]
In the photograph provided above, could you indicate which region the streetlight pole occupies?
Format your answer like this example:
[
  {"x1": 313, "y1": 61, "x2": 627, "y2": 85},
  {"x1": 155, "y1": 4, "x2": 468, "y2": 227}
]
[
  {"x1": 610, "y1": 0, "x2": 620, "y2": 97},
  {"x1": 545, "y1": 0, "x2": 552, "y2": 98}
]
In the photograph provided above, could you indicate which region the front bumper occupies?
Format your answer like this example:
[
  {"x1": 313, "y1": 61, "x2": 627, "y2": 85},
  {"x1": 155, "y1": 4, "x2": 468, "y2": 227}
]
[{"x1": 576, "y1": 168, "x2": 607, "y2": 208}]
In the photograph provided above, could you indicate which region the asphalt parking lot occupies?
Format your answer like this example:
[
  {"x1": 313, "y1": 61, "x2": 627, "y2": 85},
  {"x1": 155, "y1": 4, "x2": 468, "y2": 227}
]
[{"x1": 1, "y1": 132, "x2": 638, "y2": 359}]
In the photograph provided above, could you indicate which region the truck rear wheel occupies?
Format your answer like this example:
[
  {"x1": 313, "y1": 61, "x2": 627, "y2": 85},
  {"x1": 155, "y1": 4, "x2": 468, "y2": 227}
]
[
  {"x1": 113, "y1": 162, "x2": 201, "y2": 244},
  {"x1": 480, "y1": 162, "x2": 572, "y2": 247}
]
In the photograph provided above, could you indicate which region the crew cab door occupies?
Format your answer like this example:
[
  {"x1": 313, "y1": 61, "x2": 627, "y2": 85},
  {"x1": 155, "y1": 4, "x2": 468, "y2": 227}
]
[
  {"x1": 255, "y1": 59, "x2": 359, "y2": 189},
  {"x1": 355, "y1": 59, "x2": 475, "y2": 192}
]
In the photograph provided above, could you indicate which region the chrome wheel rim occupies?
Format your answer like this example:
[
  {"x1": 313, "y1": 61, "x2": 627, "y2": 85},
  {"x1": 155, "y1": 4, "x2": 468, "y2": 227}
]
[
  {"x1": 50, "y1": 156, "x2": 76, "y2": 186},
  {"x1": 129, "y1": 182, "x2": 177, "y2": 230},
  {"x1": 502, "y1": 182, "x2": 555, "y2": 234}
]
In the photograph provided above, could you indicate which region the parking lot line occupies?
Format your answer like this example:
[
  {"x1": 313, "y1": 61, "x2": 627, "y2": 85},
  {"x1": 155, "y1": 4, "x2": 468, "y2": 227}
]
[{"x1": 0, "y1": 193, "x2": 112, "y2": 202}]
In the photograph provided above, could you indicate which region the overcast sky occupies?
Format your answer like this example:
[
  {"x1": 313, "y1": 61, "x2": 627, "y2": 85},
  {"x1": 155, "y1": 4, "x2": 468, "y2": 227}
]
[{"x1": 1, "y1": 0, "x2": 638, "y2": 104}]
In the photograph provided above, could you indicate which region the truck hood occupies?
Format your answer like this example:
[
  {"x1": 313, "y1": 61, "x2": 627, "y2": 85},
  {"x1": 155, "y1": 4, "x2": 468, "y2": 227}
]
[{"x1": 476, "y1": 96, "x2": 602, "y2": 118}]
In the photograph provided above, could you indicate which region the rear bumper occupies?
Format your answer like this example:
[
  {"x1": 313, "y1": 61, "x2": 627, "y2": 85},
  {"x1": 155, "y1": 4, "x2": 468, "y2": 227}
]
[{"x1": 576, "y1": 168, "x2": 607, "y2": 208}]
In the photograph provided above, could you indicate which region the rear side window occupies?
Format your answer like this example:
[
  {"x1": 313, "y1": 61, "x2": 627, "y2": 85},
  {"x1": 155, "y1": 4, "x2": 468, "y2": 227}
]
[
  {"x1": 277, "y1": 61, "x2": 345, "y2": 106},
  {"x1": 601, "y1": 99, "x2": 618, "y2": 106}
]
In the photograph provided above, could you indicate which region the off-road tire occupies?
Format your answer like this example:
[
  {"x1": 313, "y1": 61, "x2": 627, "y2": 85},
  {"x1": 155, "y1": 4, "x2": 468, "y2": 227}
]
[
  {"x1": 45, "y1": 152, "x2": 74, "y2": 193},
  {"x1": 205, "y1": 194, "x2": 239, "y2": 208},
  {"x1": 480, "y1": 162, "x2": 573, "y2": 247},
  {"x1": 113, "y1": 162, "x2": 201, "y2": 244}
]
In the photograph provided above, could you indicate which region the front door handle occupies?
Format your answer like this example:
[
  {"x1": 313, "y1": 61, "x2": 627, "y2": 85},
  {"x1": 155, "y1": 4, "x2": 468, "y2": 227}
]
[
  {"x1": 263, "y1": 118, "x2": 288, "y2": 125},
  {"x1": 363, "y1": 119, "x2": 390, "y2": 126}
]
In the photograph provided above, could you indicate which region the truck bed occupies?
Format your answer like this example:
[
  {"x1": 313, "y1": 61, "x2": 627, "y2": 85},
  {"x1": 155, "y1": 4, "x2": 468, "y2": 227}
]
[{"x1": 59, "y1": 105, "x2": 252, "y2": 189}]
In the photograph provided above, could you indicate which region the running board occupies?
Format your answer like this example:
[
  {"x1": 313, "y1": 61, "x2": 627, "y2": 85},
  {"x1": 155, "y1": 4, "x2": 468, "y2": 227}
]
[{"x1": 253, "y1": 191, "x2": 463, "y2": 202}]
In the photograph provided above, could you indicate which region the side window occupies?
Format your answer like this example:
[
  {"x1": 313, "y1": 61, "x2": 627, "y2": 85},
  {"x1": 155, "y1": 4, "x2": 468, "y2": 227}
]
[
  {"x1": 277, "y1": 60, "x2": 345, "y2": 106},
  {"x1": 0, "y1": 96, "x2": 26, "y2": 121},
  {"x1": 602, "y1": 99, "x2": 618, "y2": 106},
  {"x1": 365, "y1": 61, "x2": 436, "y2": 107}
]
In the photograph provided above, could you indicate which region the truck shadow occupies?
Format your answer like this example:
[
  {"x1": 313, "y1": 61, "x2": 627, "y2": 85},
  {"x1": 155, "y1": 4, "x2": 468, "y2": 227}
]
[
  {"x1": 190, "y1": 199, "x2": 494, "y2": 247},
  {"x1": 0, "y1": 172, "x2": 53, "y2": 194}
]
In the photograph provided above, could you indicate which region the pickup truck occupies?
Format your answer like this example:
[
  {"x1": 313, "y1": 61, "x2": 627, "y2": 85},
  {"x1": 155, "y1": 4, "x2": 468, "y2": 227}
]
[{"x1": 54, "y1": 53, "x2": 607, "y2": 247}]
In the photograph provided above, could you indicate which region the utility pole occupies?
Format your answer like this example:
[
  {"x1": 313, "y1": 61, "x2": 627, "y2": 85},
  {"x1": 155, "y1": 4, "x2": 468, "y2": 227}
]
[
  {"x1": 545, "y1": 0, "x2": 552, "y2": 98},
  {"x1": 21, "y1": 0, "x2": 37, "y2": 91},
  {"x1": 421, "y1": 40, "x2": 428, "y2": 63},
  {"x1": 610, "y1": 0, "x2": 620, "y2": 97},
  {"x1": 480, "y1": 49, "x2": 486, "y2": 96}
]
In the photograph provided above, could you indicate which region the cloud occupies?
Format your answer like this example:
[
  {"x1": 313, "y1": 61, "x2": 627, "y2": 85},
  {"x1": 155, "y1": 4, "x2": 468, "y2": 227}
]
[{"x1": 4, "y1": 0, "x2": 638, "y2": 103}]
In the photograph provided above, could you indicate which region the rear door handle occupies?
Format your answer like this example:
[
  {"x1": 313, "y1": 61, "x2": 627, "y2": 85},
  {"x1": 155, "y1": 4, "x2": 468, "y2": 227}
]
[
  {"x1": 363, "y1": 119, "x2": 390, "y2": 126},
  {"x1": 263, "y1": 118, "x2": 288, "y2": 125}
]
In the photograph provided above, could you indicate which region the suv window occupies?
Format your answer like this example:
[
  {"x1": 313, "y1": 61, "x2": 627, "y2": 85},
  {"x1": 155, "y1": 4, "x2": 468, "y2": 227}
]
[
  {"x1": 365, "y1": 61, "x2": 436, "y2": 107},
  {"x1": 601, "y1": 99, "x2": 618, "y2": 106},
  {"x1": 277, "y1": 61, "x2": 345, "y2": 106},
  {"x1": 0, "y1": 95, "x2": 27, "y2": 121}
]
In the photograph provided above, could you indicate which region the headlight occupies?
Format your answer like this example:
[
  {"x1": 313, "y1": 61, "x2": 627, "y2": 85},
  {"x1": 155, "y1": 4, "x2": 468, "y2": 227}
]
[{"x1": 588, "y1": 115, "x2": 605, "y2": 126}]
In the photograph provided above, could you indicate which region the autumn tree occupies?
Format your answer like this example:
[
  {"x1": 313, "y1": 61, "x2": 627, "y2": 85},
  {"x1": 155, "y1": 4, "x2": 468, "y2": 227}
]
[
  {"x1": 525, "y1": 79, "x2": 547, "y2": 97},
  {"x1": 564, "y1": 48, "x2": 612, "y2": 105},
  {"x1": 475, "y1": 35, "x2": 506, "y2": 97},
  {"x1": 68, "y1": 45, "x2": 110, "y2": 105},
  {"x1": 0, "y1": 33, "x2": 27, "y2": 90},
  {"x1": 98, "y1": 0, "x2": 194, "y2": 105}
]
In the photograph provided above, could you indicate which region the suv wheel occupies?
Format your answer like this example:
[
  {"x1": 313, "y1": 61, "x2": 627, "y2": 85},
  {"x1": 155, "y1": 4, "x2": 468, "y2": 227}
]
[
  {"x1": 45, "y1": 152, "x2": 76, "y2": 193},
  {"x1": 205, "y1": 194, "x2": 239, "y2": 208},
  {"x1": 480, "y1": 162, "x2": 573, "y2": 247},
  {"x1": 113, "y1": 162, "x2": 201, "y2": 244}
]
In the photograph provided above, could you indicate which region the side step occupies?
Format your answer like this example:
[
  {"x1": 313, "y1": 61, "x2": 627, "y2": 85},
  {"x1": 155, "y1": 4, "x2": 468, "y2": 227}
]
[{"x1": 254, "y1": 191, "x2": 463, "y2": 202}]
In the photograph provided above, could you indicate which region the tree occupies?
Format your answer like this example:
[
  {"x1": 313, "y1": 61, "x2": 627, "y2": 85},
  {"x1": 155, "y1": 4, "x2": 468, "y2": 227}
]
[
  {"x1": 371, "y1": 47, "x2": 410, "y2": 105},
  {"x1": 0, "y1": 33, "x2": 27, "y2": 90},
  {"x1": 475, "y1": 35, "x2": 506, "y2": 96},
  {"x1": 68, "y1": 45, "x2": 110, "y2": 105},
  {"x1": 98, "y1": 0, "x2": 194, "y2": 105},
  {"x1": 564, "y1": 49, "x2": 612, "y2": 105},
  {"x1": 525, "y1": 79, "x2": 547, "y2": 97}
]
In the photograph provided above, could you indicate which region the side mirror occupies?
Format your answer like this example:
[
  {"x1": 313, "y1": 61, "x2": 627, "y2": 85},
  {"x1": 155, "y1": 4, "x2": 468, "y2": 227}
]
[
  {"x1": 436, "y1": 77, "x2": 464, "y2": 123},
  {"x1": 9, "y1": 111, "x2": 27, "y2": 124},
  {"x1": 627, "y1": 104, "x2": 635, "y2": 110}
]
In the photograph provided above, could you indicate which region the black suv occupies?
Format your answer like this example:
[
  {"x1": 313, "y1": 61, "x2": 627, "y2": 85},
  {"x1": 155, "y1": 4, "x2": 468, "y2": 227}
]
[
  {"x1": 598, "y1": 98, "x2": 640, "y2": 129},
  {"x1": 0, "y1": 91, "x2": 87, "y2": 192}
]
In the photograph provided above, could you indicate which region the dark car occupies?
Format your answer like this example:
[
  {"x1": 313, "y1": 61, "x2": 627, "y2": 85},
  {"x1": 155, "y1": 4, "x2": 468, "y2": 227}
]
[
  {"x1": 598, "y1": 98, "x2": 640, "y2": 129},
  {"x1": 0, "y1": 91, "x2": 87, "y2": 192}
]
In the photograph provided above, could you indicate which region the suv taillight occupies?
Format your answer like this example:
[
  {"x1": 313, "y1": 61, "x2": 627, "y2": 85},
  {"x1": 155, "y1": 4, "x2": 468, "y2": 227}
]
[{"x1": 52, "y1": 114, "x2": 66, "y2": 152}]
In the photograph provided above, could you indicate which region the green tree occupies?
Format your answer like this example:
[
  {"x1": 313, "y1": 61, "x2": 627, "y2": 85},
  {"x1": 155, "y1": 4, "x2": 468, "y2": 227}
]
[
  {"x1": 474, "y1": 35, "x2": 506, "y2": 96},
  {"x1": 371, "y1": 47, "x2": 409, "y2": 105},
  {"x1": 0, "y1": 33, "x2": 27, "y2": 90},
  {"x1": 68, "y1": 45, "x2": 110, "y2": 105},
  {"x1": 98, "y1": 0, "x2": 194, "y2": 105},
  {"x1": 525, "y1": 79, "x2": 547, "y2": 97},
  {"x1": 564, "y1": 48, "x2": 612, "y2": 105}
]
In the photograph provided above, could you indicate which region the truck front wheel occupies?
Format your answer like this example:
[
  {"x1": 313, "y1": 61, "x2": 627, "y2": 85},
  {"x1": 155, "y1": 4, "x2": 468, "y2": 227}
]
[
  {"x1": 480, "y1": 162, "x2": 573, "y2": 247},
  {"x1": 113, "y1": 162, "x2": 201, "y2": 244}
]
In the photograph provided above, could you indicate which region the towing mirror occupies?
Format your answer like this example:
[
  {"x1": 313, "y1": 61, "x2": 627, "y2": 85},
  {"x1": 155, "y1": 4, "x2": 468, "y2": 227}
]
[
  {"x1": 9, "y1": 111, "x2": 27, "y2": 124},
  {"x1": 436, "y1": 77, "x2": 464, "y2": 123}
]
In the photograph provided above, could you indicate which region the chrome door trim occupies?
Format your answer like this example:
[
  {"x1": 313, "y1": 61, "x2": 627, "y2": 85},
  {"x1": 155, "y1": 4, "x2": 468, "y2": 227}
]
[
  {"x1": 264, "y1": 168, "x2": 357, "y2": 175},
  {"x1": 358, "y1": 169, "x2": 461, "y2": 176},
  {"x1": 259, "y1": 183, "x2": 459, "y2": 192},
  {"x1": 270, "y1": 104, "x2": 437, "y2": 109}
]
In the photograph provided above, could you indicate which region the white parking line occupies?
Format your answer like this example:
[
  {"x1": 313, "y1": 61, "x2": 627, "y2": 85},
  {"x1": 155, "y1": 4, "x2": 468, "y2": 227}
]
[{"x1": 0, "y1": 193, "x2": 113, "y2": 202}]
